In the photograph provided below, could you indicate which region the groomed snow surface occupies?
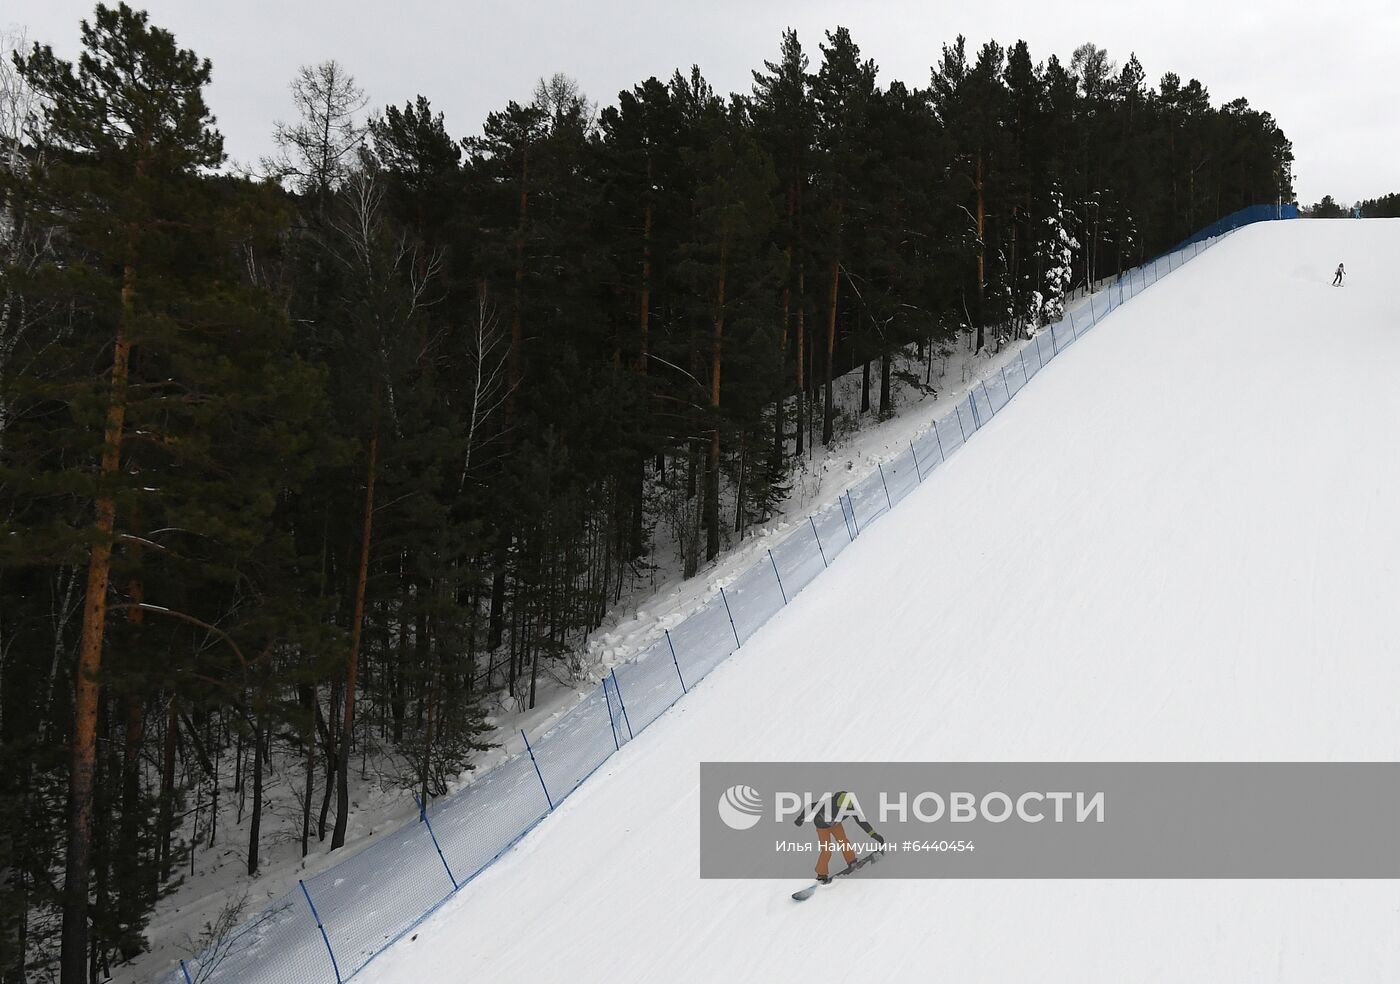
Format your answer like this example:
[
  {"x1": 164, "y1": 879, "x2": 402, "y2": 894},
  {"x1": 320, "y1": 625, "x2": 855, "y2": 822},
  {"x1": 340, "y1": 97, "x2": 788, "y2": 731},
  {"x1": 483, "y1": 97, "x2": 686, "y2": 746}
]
[{"x1": 365, "y1": 219, "x2": 1400, "y2": 983}]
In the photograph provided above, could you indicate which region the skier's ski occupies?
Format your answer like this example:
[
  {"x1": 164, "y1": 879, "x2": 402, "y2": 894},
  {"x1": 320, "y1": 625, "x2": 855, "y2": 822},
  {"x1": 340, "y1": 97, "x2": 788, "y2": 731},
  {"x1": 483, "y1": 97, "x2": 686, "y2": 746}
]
[{"x1": 790, "y1": 850, "x2": 884, "y2": 901}]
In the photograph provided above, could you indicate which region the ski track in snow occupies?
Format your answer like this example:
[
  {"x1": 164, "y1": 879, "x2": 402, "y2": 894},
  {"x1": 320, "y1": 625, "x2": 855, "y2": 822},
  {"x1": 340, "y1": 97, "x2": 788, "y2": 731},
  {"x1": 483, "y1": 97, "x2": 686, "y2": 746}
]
[{"x1": 359, "y1": 219, "x2": 1400, "y2": 983}]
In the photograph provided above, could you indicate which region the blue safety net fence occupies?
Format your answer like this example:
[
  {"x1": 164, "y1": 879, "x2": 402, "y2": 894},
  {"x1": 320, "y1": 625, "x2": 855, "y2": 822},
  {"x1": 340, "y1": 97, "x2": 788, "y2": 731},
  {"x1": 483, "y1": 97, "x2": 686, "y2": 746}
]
[{"x1": 1174, "y1": 202, "x2": 1297, "y2": 251}]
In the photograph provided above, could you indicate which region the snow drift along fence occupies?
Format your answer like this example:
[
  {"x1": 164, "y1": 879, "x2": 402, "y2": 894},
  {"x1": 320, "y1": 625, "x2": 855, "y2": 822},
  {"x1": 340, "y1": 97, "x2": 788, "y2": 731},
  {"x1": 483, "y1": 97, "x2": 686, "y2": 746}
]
[{"x1": 165, "y1": 204, "x2": 1291, "y2": 984}]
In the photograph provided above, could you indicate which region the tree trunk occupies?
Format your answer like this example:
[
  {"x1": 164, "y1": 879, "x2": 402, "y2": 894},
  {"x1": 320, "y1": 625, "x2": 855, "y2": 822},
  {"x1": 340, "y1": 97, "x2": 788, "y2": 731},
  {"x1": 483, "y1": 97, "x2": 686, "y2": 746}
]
[
  {"x1": 638, "y1": 185, "x2": 653, "y2": 373},
  {"x1": 111, "y1": 490, "x2": 148, "y2": 937},
  {"x1": 91, "y1": 704, "x2": 111, "y2": 983},
  {"x1": 418, "y1": 627, "x2": 442, "y2": 808},
  {"x1": 248, "y1": 714, "x2": 266, "y2": 875},
  {"x1": 795, "y1": 263, "x2": 806, "y2": 457},
  {"x1": 773, "y1": 184, "x2": 797, "y2": 475},
  {"x1": 508, "y1": 146, "x2": 529, "y2": 420},
  {"x1": 115, "y1": 689, "x2": 144, "y2": 949},
  {"x1": 733, "y1": 438, "x2": 747, "y2": 535},
  {"x1": 317, "y1": 682, "x2": 337, "y2": 840},
  {"x1": 773, "y1": 316, "x2": 788, "y2": 474},
  {"x1": 61, "y1": 258, "x2": 136, "y2": 984},
  {"x1": 208, "y1": 724, "x2": 220, "y2": 848},
  {"x1": 879, "y1": 350, "x2": 892, "y2": 418},
  {"x1": 822, "y1": 251, "x2": 840, "y2": 447},
  {"x1": 392, "y1": 580, "x2": 409, "y2": 744},
  {"x1": 706, "y1": 244, "x2": 727, "y2": 562},
  {"x1": 486, "y1": 555, "x2": 507, "y2": 651},
  {"x1": 115, "y1": 565, "x2": 145, "y2": 946},
  {"x1": 682, "y1": 441, "x2": 700, "y2": 578},
  {"x1": 975, "y1": 151, "x2": 987, "y2": 352},
  {"x1": 156, "y1": 698, "x2": 177, "y2": 884},
  {"x1": 332, "y1": 429, "x2": 378, "y2": 851},
  {"x1": 629, "y1": 191, "x2": 654, "y2": 560},
  {"x1": 300, "y1": 685, "x2": 315, "y2": 858}
]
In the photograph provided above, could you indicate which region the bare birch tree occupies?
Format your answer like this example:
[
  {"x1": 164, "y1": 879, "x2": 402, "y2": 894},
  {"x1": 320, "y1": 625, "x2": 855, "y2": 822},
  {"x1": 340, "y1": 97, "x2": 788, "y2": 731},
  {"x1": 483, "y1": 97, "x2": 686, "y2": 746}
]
[{"x1": 324, "y1": 159, "x2": 442, "y2": 850}]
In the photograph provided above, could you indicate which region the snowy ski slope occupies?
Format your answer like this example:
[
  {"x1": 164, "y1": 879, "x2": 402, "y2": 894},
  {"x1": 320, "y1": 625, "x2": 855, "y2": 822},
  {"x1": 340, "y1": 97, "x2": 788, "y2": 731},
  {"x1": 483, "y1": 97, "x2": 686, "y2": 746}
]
[{"x1": 365, "y1": 219, "x2": 1400, "y2": 982}]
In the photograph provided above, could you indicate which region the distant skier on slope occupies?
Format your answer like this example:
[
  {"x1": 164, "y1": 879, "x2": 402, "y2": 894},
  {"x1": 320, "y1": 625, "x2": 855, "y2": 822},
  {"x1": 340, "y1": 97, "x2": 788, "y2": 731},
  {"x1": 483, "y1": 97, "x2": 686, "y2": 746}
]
[
  {"x1": 794, "y1": 790, "x2": 885, "y2": 883},
  {"x1": 1333, "y1": 262, "x2": 1345, "y2": 286}
]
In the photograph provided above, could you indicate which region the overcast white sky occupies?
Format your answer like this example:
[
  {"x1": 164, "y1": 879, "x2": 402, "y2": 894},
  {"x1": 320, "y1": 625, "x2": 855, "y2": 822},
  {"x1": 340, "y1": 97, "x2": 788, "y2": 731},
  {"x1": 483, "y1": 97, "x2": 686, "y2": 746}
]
[{"x1": 9, "y1": 0, "x2": 1395, "y2": 204}]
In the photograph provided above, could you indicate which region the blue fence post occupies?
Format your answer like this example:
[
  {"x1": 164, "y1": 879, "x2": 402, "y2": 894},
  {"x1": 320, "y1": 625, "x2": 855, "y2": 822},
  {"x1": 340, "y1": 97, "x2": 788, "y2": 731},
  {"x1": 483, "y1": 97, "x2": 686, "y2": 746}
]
[
  {"x1": 1035, "y1": 334, "x2": 1045, "y2": 369},
  {"x1": 932, "y1": 421, "x2": 946, "y2": 462},
  {"x1": 719, "y1": 586, "x2": 742, "y2": 647},
  {"x1": 968, "y1": 394, "x2": 981, "y2": 429},
  {"x1": 521, "y1": 729, "x2": 556, "y2": 810},
  {"x1": 838, "y1": 494, "x2": 855, "y2": 541},
  {"x1": 415, "y1": 795, "x2": 459, "y2": 889},
  {"x1": 980, "y1": 381, "x2": 995, "y2": 416},
  {"x1": 665, "y1": 629, "x2": 688, "y2": 693},
  {"x1": 609, "y1": 669, "x2": 634, "y2": 740},
  {"x1": 767, "y1": 549, "x2": 788, "y2": 604},
  {"x1": 847, "y1": 493, "x2": 861, "y2": 537},
  {"x1": 180, "y1": 960, "x2": 193, "y2": 984},
  {"x1": 603, "y1": 677, "x2": 621, "y2": 749},
  {"x1": 955, "y1": 404, "x2": 968, "y2": 441},
  {"x1": 909, "y1": 440, "x2": 921, "y2": 480},
  {"x1": 877, "y1": 463, "x2": 893, "y2": 510},
  {"x1": 1001, "y1": 366, "x2": 1012, "y2": 398},
  {"x1": 808, "y1": 515, "x2": 829, "y2": 568},
  {"x1": 299, "y1": 880, "x2": 343, "y2": 984},
  {"x1": 1050, "y1": 322, "x2": 1059, "y2": 353}
]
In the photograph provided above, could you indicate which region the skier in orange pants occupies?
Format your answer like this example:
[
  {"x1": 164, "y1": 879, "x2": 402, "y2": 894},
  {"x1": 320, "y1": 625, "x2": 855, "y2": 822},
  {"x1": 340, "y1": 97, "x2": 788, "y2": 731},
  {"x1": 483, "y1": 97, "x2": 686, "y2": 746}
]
[
  {"x1": 815, "y1": 824, "x2": 857, "y2": 879},
  {"x1": 794, "y1": 790, "x2": 884, "y2": 883}
]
